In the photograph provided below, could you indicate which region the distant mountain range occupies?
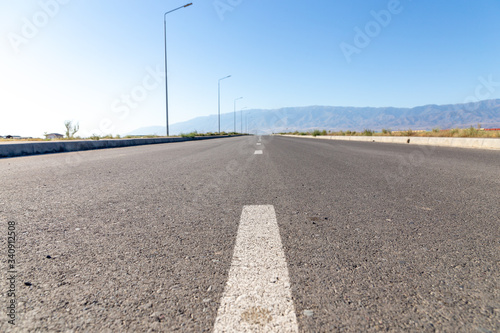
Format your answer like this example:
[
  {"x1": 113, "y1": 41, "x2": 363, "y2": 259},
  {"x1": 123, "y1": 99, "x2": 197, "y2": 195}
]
[{"x1": 127, "y1": 99, "x2": 500, "y2": 135}]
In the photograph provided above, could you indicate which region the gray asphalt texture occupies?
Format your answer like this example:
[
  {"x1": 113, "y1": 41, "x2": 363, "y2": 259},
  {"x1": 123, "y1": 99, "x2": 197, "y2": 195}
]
[{"x1": 0, "y1": 135, "x2": 498, "y2": 332}]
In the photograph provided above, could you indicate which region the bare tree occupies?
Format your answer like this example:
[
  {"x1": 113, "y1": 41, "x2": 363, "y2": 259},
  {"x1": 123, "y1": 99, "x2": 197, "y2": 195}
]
[
  {"x1": 71, "y1": 122, "x2": 79, "y2": 138},
  {"x1": 64, "y1": 121, "x2": 71, "y2": 138},
  {"x1": 64, "y1": 121, "x2": 80, "y2": 138}
]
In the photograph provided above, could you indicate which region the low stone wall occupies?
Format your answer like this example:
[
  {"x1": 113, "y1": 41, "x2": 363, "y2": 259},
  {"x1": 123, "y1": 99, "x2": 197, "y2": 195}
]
[
  {"x1": 0, "y1": 136, "x2": 231, "y2": 158},
  {"x1": 281, "y1": 135, "x2": 500, "y2": 150}
]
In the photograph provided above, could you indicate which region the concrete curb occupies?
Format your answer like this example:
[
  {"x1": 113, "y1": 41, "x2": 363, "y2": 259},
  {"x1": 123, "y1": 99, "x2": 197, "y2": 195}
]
[
  {"x1": 0, "y1": 136, "x2": 233, "y2": 158},
  {"x1": 280, "y1": 135, "x2": 500, "y2": 150}
]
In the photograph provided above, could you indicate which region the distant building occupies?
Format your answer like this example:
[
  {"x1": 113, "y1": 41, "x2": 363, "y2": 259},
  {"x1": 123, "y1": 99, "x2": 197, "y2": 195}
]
[{"x1": 45, "y1": 133, "x2": 64, "y2": 140}]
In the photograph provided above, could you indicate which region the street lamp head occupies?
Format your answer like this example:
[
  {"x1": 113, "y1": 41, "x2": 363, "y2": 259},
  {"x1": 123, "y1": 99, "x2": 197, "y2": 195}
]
[{"x1": 165, "y1": 3, "x2": 193, "y2": 18}]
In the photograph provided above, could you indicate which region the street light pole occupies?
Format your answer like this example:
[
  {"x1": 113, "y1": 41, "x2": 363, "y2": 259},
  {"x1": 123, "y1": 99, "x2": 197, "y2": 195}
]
[
  {"x1": 218, "y1": 75, "x2": 231, "y2": 134},
  {"x1": 233, "y1": 97, "x2": 243, "y2": 133},
  {"x1": 164, "y1": 2, "x2": 193, "y2": 137}
]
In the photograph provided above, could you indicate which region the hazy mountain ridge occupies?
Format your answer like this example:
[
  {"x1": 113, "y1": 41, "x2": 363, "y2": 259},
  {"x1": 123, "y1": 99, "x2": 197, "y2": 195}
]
[{"x1": 127, "y1": 99, "x2": 500, "y2": 135}]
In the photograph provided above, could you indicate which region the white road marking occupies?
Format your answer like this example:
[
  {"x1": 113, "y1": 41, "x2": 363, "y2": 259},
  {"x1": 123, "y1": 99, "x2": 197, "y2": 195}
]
[
  {"x1": 254, "y1": 150, "x2": 263, "y2": 154},
  {"x1": 256, "y1": 143, "x2": 262, "y2": 146},
  {"x1": 213, "y1": 205, "x2": 298, "y2": 333}
]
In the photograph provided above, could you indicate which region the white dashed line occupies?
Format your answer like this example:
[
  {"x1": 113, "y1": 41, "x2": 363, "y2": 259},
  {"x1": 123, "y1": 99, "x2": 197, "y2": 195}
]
[
  {"x1": 257, "y1": 143, "x2": 262, "y2": 146},
  {"x1": 213, "y1": 205, "x2": 298, "y2": 332},
  {"x1": 254, "y1": 150, "x2": 263, "y2": 154}
]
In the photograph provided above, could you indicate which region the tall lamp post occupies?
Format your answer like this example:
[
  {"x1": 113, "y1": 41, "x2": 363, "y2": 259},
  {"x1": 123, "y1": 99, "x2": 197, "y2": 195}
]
[
  {"x1": 233, "y1": 97, "x2": 243, "y2": 133},
  {"x1": 218, "y1": 75, "x2": 231, "y2": 134},
  {"x1": 164, "y1": 2, "x2": 193, "y2": 137}
]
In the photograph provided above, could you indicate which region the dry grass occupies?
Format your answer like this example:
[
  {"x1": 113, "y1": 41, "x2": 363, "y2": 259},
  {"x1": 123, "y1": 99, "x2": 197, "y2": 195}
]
[
  {"x1": 378, "y1": 128, "x2": 500, "y2": 138},
  {"x1": 0, "y1": 138, "x2": 45, "y2": 142},
  {"x1": 285, "y1": 127, "x2": 500, "y2": 138},
  {"x1": 0, "y1": 135, "x2": 166, "y2": 142}
]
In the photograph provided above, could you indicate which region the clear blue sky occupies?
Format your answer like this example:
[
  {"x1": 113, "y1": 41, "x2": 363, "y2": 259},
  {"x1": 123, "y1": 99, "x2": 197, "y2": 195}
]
[{"x1": 2, "y1": 0, "x2": 500, "y2": 137}]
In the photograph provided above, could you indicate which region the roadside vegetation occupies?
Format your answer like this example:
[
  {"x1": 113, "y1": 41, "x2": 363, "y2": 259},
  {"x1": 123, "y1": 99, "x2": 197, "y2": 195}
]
[
  {"x1": 0, "y1": 132, "x2": 247, "y2": 142},
  {"x1": 87, "y1": 134, "x2": 162, "y2": 140},
  {"x1": 0, "y1": 137, "x2": 45, "y2": 142},
  {"x1": 180, "y1": 131, "x2": 243, "y2": 138},
  {"x1": 281, "y1": 126, "x2": 500, "y2": 138}
]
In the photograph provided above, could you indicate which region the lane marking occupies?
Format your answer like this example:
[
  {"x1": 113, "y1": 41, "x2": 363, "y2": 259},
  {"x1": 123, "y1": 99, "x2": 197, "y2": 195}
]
[
  {"x1": 256, "y1": 143, "x2": 262, "y2": 146},
  {"x1": 254, "y1": 150, "x2": 263, "y2": 154},
  {"x1": 213, "y1": 205, "x2": 298, "y2": 332}
]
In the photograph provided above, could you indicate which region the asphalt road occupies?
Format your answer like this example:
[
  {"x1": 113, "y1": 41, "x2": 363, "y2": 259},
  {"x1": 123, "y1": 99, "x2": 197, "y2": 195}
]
[{"x1": 0, "y1": 135, "x2": 498, "y2": 332}]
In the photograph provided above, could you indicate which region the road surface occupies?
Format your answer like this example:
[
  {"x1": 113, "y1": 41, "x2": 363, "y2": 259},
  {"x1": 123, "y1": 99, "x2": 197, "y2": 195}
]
[{"x1": 1, "y1": 136, "x2": 498, "y2": 332}]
